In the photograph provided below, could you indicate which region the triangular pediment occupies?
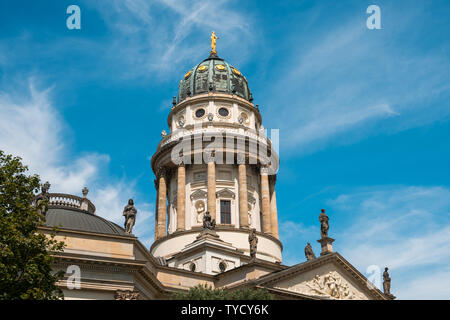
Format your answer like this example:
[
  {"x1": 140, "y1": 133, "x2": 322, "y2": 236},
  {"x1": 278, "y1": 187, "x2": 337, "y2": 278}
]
[
  {"x1": 256, "y1": 253, "x2": 387, "y2": 300},
  {"x1": 216, "y1": 188, "x2": 235, "y2": 199},
  {"x1": 190, "y1": 189, "x2": 207, "y2": 200}
]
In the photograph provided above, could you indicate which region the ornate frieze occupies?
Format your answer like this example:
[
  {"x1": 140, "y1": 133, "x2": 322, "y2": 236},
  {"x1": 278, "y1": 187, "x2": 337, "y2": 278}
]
[
  {"x1": 277, "y1": 271, "x2": 366, "y2": 300},
  {"x1": 114, "y1": 290, "x2": 140, "y2": 300}
]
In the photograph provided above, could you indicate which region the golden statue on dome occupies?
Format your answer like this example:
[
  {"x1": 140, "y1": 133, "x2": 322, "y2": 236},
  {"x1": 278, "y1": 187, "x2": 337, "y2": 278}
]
[{"x1": 210, "y1": 31, "x2": 219, "y2": 55}]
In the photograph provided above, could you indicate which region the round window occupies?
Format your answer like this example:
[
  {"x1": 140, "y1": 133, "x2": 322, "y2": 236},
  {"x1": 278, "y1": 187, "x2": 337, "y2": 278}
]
[
  {"x1": 218, "y1": 261, "x2": 227, "y2": 272},
  {"x1": 218, "y1": 107, "x2": 229, "y2": 117},
  {"x1": 195, "y1": 108, "x2": 205, "y2": 118}
]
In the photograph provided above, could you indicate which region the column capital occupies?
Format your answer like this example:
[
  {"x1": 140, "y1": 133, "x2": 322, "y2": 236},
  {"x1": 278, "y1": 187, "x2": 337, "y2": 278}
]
[
  {"x1": 156, "y1": 166, "x2": 167, "y2": 179},
  {"x1": 205, "y1": 149, "x2": 216, "y2": 163},
  {"x1": 237, "y1": 153, "x2": 246, "y2": 165},
  {"x1": 260, "y1": 164, "x2": 270, "y2": 175}
]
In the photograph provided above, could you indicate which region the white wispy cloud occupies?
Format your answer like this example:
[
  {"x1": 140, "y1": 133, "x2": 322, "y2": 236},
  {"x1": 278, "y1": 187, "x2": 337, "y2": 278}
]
[
  {"x1": 85, "y1": 0, "x2": 257, "y2": 80},
  {"x1": 0, "y1": 80, "x2": 155, "y2": 247},
  {"x1": 263, "y1": 4, "x2": 450, "y2": 155},
  {"x1": 328, "y1": 185, "x2": 450, "y2": 299}
]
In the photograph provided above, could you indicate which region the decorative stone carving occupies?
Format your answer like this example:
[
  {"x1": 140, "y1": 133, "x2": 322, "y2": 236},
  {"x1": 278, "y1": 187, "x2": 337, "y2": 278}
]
[
  {"x1": 190, "y1": 189, "x2": 208, "y2": 201},
  {"x1": 161, "y1": 130, "x2": 167, "y2": 138},
  {"x1": 248, "y1": 228, "x2": 258, "y2": 261},
  {"x1": 114, "y1": 290, "x2": 140, "y2": 300},
  {"x1": 123, "y1": 198, "x2": 137, "y2": 234},
  {"x1": 281, "y1": 271, "x2": 365, "y2": 300},
  {"x1": 216, "y1": 188, "x2": 235, "y2": 199},
  {"x1": 195, "y1": 200, "x2": 206, "y2": 223},
  {"x1": 247, "y1": 192, "x2": 256, "y2": 205},
  {"x1": 304, "y1": 242, "x2": 316, "y2": 261}
]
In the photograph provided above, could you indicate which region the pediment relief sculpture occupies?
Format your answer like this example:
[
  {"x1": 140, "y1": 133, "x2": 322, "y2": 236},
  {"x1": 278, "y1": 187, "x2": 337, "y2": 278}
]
[{"x1": 277, "y1": 271, "x2": 366, "y2": 300}]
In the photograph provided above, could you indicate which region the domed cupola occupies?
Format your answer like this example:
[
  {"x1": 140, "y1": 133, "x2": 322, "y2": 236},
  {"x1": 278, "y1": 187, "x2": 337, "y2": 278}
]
[{"x1": 177, "y1": 36, "x2": 253, "y2": 103}]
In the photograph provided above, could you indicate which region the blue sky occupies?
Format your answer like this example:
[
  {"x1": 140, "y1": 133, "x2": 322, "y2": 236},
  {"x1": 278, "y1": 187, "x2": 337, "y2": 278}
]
[{"x1": 0, "y1": 0, "x2": 449, "y2": 299}]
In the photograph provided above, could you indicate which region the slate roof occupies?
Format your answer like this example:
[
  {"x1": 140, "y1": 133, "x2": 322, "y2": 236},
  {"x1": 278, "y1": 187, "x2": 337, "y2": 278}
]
[{"x1": 45, "y1": 208, "x2": 128, "y2": 236}]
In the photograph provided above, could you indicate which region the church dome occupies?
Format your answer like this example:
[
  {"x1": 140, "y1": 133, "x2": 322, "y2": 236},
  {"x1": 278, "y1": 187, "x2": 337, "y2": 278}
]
[
  {"x1": 177, "y1": 54, "x2": 253, "y2": 104},
  {"x1": 45, "y1": 208, "x2": 128, "y2": 236},
  {"x1": 37, "y1": 188, "x2": 129, "y2": 237}
]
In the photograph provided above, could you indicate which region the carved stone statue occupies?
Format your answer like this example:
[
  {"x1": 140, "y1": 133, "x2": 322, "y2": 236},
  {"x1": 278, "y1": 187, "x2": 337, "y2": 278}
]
[
  {"x1": 195, "y1": 200, "x2": 205, "y2": 223},
  {"x1": 248, "y1": 228, "x2": 258, "y2": 260},
  {"x1": 304, "y1": 242, "x2": 316, "y2": 261},
  {"x1": 42, "y1": 181, "x2": 51, "y2": 194},
  {"x1": 202, "y1": 211, "x2": 216, "y2": 230},
  {"x1": 161, "y1": 130, "x2": 167, "y2": 138},
  {"x1": 383, "y1": 267, "x2": 392, "y2": 295},
  {"x1": 302, "y1": 271, "x2": 362, "y2": 300},
  {"x1": 210, "y1": 31, "x2": 219, "y2": 55},
  {"x1": 35, "y1": 181, "x2": 51, "y2": 215},
  {"x1": 319, "y1": 209, "x2": 329, "y2": 238},
  {"x1": 123, "y1": 199, "x2": 137, "y2": 234}
]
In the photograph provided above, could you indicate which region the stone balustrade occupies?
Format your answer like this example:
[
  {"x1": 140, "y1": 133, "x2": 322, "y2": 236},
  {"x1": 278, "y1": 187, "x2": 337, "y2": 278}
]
[{"x1": 48, "y1": 193, "x2": 96, "y2": 214}]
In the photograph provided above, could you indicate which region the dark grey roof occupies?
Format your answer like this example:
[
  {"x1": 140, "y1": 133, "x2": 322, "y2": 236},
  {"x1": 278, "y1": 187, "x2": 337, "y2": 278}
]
[
  {"x1": 177, "y1": 54, "x2": 253, "y2": 104},
  {"x1": 45, "y1": 208, "x2": 129, "y2": 236}
]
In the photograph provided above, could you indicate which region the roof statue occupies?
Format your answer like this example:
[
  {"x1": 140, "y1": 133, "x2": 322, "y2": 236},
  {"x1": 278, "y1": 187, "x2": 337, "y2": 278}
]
[
  {"x1": 82, "y1": 186, "x2": 89, "y2": 198},
  {"x1": 317, "y1": 209, "x2": 335, "y2": 256},
  {"x1": 248, "y1": 228, "x2": 258, "y2": 261},
  {"x1": 42, "y1": 181, "x2": 51, "y2": 194},
  {"x1": 304, "y1": 242, "x2": 316, "y2": 261},
  {"x1": 34, "y1": 181, "x2": 51, "y2": 215},
  {"x1": 210, "y1": 31, "x2": 219, "y2": 55},
  {"x1": 319, "y1": 209, "x2": 329, "y2": 238},
  {"x1": 123, "y1": 198, "x2": 137, "y2": 234},
  {"x1": 383, "y1": 267, "x2": 395, "y2": 299}
]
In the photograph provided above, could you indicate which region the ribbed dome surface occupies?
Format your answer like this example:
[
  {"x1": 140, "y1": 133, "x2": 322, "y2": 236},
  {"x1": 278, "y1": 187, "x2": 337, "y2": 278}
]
[
  {"x1": 45, "y1": 208, "x2": 128, "y2": 236},
  {"x1": 177, "y1": 54, "x2": 253, "y2": 103}
]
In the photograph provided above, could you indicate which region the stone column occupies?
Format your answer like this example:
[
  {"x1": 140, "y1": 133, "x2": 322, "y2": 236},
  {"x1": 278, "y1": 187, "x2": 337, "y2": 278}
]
[
  {"x1": 260, "y1": 166, "x2": 272, "y2": 234},
  {"x1": 207, "y1": 159, "x2": 216, "y2": 221},
  {"x1": 176, "y1": 163, "x2": 186, "y2": 232},
  {"x1": 270, "y1": 176, "x2": 279, "y2": 238},
  {"x1": 154, "y1": 179, "x2": 159, "y2": 241},
  {"x1": 238, "y1": 156, "x2": 249, "y2": 228},
  {"x1": 157, "y1": 168, "x2": 167, "y2": 239}
]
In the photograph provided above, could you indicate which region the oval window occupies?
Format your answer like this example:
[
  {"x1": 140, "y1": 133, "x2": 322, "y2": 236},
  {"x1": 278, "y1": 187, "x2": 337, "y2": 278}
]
[
  {"x1": 195, "y1": 108, "x2": 205, "y2": 118},
  {"x1": 219, "y1": 261, "x2": 227, "y2": 272},
  {"x1": 218, "y1": 107, "x2": 229, "y2": 117}
]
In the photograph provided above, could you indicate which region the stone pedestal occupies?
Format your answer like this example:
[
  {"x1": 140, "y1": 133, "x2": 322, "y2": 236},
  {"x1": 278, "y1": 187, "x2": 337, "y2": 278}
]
[
  {"x1": 196, "y1": 228, "x2": 220, "y2": 240},
  {"x1": 317, "y1": 237, "x2": 335, "y2": 256}
]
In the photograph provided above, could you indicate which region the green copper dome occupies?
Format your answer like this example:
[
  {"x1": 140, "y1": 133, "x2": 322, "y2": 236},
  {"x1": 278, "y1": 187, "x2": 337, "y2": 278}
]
[{"x1": 177, "y1": 54, "x2": 253, "y2": 104}]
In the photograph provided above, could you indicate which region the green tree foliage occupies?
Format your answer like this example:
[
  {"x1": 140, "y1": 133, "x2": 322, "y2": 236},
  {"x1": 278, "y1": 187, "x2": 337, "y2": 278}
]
[
  {"x1": 0, "y1": 150, "x2": 65, "y2": 300},
  {"x1": 172, "y1": 283, "x2": 274, "y2": 300}
]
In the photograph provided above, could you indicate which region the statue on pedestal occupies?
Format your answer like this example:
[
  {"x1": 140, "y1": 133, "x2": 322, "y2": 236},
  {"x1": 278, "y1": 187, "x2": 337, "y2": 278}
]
[
  {"x1": 35, "y1": 181, "x2": 51, "y2": 215},
  {"x1": 304, "y1": 242, "x2": 316, "y2": 261},
  {"x1": 383, "y1": 267, "x2": 393, "y2": 297},
  {"x1": 202, "y1": 211, "x2": 216, "y2": 230},
  {"x1": 123, "y1": 198, "x2": 137, "y2": 234},
  {"x1": 319, "y1": 209, "x2": 329, "y2": 238}
]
